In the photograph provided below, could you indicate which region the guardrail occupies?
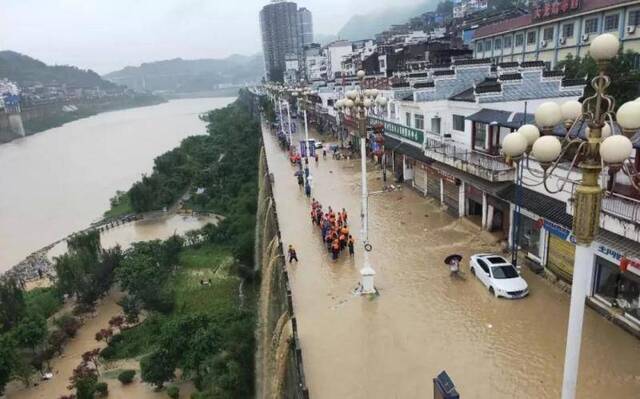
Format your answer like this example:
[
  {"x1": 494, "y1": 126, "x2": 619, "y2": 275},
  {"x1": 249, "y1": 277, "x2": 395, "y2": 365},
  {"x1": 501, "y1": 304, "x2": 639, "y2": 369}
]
[{"x1": 424, "y1": 135, "x2": 514, "y2": 182}]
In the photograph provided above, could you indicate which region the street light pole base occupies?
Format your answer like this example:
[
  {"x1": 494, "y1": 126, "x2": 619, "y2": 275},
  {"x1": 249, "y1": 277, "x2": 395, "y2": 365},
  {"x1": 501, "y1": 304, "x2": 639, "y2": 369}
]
[{"x1": 359, "y1": 265, "x2": 376, "y2": 295}]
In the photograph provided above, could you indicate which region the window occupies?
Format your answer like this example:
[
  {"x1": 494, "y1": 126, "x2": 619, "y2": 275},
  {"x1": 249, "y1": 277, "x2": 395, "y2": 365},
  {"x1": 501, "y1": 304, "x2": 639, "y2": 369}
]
[
  {"x1": 491, "y1": 265, "x2": 519, "y2": 279},
  {"x1": 495, "y1": 38, "x2": 502, "y2": 49},
  {"x1": 477, "y1": 259, "x2": 489, "y2": 274},
  {"x1": 517, "y1": 215, "x2": 541, "y2": 256},
  {"x1": 527, "y1": 31, "x2": 537, "y2": 45},
  {"x1": 477, "y1": 42, "x2": 483, "y2": 53},
  {"x1": 405, "y1": 112, "x2": 411, "y2": 127},
  {"x1": 629, "y1": 9, "x2": 640, "y2": 26},
  {"x1": 487, "y1": 256, "x2": 508, "y2": 265},
  {"x1": 485, "y1": 40, "x2": 492, "y2": 51},
  {"x1": 543, "y1": 27, "x2": 554, "y2": 41},
  {"x1": 562, "y1": 23, "x2": 574, "y2": 38},
  {"x1": 585, "y1": 18, "x2": 599, "y2": 34},
  {"x1": 515, "y1": 33, "x2": 524, "y2": 46},
  {"x1": 504, "y1": 35, "x2": 512, "y2": 49},
  {"x1": 379, "y1": 59, "x2": 386, "y2": 68},
  {"x1": 431, "y1": 117, "x2": 441, "y2": 134},
  {"x1": 452, "y1": 115, "x2": 465, "y2": 131},
  {"x1": 474, "y1": 122, "x2": 487, "y2": 149},
  {"x1": 605, "y1": 14, "x2": 619, "y2": 31},
  {"x1": 414, "y1": 114, "x2": 424, "y2": 130}
]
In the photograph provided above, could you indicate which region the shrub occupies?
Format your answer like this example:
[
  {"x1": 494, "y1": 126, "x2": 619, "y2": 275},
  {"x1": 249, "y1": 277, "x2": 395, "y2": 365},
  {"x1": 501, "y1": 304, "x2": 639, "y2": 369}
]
[
  {"x1": 95, "y1": 382, "x2": 108, "y2": 396},
  {"x1": 54, "y1": 314, "x2": 82, "y2": 338},
  {"x1": 117, "y1": 370, "x2": 136, "y2": 385},
  {"x1": 167, "y1": 386, "x2": 179, "y2": 399}
]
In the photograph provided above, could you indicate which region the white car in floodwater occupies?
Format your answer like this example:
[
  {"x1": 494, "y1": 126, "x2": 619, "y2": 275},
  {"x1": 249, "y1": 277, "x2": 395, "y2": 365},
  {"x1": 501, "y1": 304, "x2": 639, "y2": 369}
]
[{"x1": 469, "y1": 254, "x2": 529, "y2": 299}]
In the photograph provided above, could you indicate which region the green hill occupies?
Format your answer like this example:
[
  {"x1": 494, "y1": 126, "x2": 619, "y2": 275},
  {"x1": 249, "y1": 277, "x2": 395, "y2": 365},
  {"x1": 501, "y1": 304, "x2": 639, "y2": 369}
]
[
  {"x1": 103, "y1": 54, "x2": 264, "y2": 94},
  {"x1": 0, "y1": 51, "x2": 116, "y2": 89}
]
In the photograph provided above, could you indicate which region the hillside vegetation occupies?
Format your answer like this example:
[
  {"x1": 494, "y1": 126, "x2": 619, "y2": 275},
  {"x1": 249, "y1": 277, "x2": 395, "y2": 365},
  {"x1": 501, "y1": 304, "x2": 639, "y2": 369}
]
[{"x1": 0, "y1": 51, "x2": 116, "y2": 89}]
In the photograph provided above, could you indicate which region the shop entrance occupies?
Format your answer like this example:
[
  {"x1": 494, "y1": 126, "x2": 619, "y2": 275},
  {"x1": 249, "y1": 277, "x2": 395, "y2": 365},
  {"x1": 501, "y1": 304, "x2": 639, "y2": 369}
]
[
  {"x1": 467, "y1": 199, "x2": 483, "y2": 226},
  {"x1": 594, "y1": 256, "x2": 640, "y2": 323}
]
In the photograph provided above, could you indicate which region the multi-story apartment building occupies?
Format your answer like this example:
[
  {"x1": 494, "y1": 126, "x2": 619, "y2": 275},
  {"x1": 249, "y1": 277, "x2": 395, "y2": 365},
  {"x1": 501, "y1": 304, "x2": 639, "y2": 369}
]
[
  {"x1": 259, "y1": 0, "x2": 303, "y2": 82},
  {"x1": 298, "y1": 7, "x2": 314, "y2": 46},
  {"x1": 472, "y1": 0, "x2": 640, "y2": 68},
  {"x1": 326, "y1": 40, "x2": 352, "y2": 80}
]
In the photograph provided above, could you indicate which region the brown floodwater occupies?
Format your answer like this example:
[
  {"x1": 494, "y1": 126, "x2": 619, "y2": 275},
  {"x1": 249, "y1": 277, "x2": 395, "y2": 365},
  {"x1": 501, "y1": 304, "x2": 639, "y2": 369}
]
[
  {"x1": 262, "y1": 124, "x2": 640, "y2": 398},
  {"x1": 0, "y1": 97, "x2": 234, "y2": 272}
]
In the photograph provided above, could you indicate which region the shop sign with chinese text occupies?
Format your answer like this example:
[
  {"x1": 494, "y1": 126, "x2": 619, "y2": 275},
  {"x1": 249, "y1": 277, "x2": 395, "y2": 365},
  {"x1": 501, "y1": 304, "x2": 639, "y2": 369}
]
[{"x1": 532, "y1": 0, "x2": 581, "y2": 21}]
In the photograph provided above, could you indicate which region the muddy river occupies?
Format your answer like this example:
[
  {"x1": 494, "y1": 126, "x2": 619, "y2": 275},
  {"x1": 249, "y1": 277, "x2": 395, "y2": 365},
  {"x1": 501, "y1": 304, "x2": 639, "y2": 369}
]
[
  {"x1": 262, "y1": 123, "x2": 640, "y2": 398},
  {"x1": 0, "y1": 97, "x2": 234, "y2": 272}
]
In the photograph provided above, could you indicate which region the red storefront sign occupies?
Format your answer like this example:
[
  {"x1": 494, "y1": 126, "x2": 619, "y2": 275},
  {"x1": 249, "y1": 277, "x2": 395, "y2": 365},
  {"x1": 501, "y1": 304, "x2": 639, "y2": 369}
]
[
  {"x1": 620, "y1": 258, "x2": 640, "y2": 277},
  {"x1": 532, "y1": 0, "x2": 580, "y2": 21}
]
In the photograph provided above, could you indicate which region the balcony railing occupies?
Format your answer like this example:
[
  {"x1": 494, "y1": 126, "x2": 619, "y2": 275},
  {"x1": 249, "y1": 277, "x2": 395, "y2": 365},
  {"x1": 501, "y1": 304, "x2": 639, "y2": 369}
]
[
  {"x1": 568, "y1": 186, "x2": 640, "y2": 225},
  {"x1": 424, "y1": 136, "x2": 515, "y2": 182}
]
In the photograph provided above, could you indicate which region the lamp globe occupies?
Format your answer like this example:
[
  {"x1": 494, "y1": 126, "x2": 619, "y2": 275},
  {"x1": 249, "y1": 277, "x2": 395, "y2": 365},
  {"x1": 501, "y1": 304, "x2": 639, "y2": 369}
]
[
  {"x1": 518, "y1": 124, "x2": 541, "y2": 147},
  {"x1": 600, "y1": 135, "x2": 633, "y2": 164},
  {"x1": 589, "y1": 33, "x2": 620, "y2": 61},
  {"x1": 502, "y1": 133, "x2": 528, "y2": 158},
  {"x1": 616, "y1": 101, "x2": 640, "y2": 130},
  {"x1": 535, "y1": 102, "x2": 563, "y2": 128},
  {"x1": 560, "y1": 100, "x2": 583, "y2": 122},
  {"x1": 532, "y1": 135, "x2": 562, "y2": 163}
]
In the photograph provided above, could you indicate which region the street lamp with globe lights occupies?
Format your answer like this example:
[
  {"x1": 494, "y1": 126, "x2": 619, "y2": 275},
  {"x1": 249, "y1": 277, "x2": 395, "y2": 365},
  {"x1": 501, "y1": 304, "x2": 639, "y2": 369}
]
[
  {"x1": 339, "y1": 70, "x2": 387, "y2": 295},
  {"x1": 501, "y1": 33, "x2": 638, "y2": 399}
]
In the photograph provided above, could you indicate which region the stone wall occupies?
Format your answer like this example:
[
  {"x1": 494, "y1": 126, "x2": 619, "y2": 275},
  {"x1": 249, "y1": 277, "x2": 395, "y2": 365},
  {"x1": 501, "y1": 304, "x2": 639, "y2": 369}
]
[{"x1": 255, "y1": 145, "x2": 309, "y2": 399}]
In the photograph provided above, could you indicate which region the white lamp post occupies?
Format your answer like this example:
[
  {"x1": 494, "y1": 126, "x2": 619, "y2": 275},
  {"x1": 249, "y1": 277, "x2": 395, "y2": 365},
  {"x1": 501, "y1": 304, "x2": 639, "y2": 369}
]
[
  {"x1": 501, "y1": 33, "x2": 637, "y2": 399},
  {"x1": 342, "y1": 70, "x2": 384, "y2": 295}
]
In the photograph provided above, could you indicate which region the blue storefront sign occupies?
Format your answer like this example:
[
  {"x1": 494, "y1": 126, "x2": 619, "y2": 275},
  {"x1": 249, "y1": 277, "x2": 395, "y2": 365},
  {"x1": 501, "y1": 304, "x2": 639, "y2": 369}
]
[{"x1": 542, "y1": 219, "x2": 576, "y2": 244}]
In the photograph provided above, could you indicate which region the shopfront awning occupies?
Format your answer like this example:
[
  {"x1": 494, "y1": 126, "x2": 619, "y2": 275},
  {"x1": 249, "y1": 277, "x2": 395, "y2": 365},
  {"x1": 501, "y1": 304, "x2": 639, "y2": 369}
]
[
  {"x1": 384, "y1": 135, "x2": 430, "y2": 163},
  {"x1": 467, "y1": 109, "x2": 533, "y2": 129}
]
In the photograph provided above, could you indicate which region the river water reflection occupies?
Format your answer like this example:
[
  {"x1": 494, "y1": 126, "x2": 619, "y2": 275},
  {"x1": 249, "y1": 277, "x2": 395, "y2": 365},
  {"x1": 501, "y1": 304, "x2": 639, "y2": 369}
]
[{"x1": 0, "y1": 97, "x2": 234, "y2": 272}]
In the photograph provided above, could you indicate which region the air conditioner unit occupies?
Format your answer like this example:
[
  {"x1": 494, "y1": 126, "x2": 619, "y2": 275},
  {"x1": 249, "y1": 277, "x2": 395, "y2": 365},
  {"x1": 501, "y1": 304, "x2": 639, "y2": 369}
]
[
  {"x1": 627, "y1": 25, "x2": 637, "y2": 34},
  {"x1": 540, "y1": 40, "x2": 547, "y2": 48},
  {"x1": 581, "y1": 33, "x2": 590, "y2": 42},
  {"x1": 559, "y1": 36, "x2": 566, "y2": 45}
]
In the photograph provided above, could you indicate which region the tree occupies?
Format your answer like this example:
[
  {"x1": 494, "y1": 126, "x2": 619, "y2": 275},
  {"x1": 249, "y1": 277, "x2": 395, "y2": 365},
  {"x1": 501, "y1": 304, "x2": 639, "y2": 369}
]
[
  {"x1": 0, "y1": 334, "x2": 17, "y2": 395},
  {"x1": 54, "y1": 232, "x2": 122, "y2": 306},
  {"x1": 0, "y1": 278, "x2": 26, "y2": 332},
  {"x1": 13, "y1": 314, "x2": 47, "y2": 353},
  {"x1": 140, "y1": 349, "x2": 175, "y2": 389},
  {"x1": 118, "y1": 296, "x2": 140, "y2": 324},
  {"x1": 557, "y1": 50, "x2": 640, "y2": 109}
]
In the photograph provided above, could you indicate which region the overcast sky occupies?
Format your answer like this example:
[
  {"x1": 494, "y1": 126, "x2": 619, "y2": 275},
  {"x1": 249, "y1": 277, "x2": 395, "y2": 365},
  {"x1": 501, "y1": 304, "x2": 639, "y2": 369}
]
[{"x1": 0, "y1": 0, "x2": 417, "y2": 74}]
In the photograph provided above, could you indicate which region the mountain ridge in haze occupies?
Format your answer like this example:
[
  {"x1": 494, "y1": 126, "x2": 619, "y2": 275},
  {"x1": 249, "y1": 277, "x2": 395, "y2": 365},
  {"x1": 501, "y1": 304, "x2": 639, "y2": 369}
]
[
  {"x1": 0, "y1": 51, "x2": 116, "y2": 89},
  {"x1": 337, "y1": 0, "x2": 439, "y2": 41},
  {"x1": 104, "y1": 54, "x2": 264, "y2": 94}
]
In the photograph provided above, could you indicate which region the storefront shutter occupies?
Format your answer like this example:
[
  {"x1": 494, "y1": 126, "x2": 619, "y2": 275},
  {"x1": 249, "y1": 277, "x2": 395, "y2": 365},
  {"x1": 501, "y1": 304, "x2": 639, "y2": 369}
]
[
  {"x1": 547, "y1": 234, "x2": 576, "y2": 282},
  {"x1": 443, "y1": 180, "x2": 460, "y2": 217}
]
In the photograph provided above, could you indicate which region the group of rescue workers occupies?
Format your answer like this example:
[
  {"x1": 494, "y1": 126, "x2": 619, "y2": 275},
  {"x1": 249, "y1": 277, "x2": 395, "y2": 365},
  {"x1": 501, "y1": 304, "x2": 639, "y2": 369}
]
[{"x1": 310, "y1": 199, "x2": 354, "y2": 261}]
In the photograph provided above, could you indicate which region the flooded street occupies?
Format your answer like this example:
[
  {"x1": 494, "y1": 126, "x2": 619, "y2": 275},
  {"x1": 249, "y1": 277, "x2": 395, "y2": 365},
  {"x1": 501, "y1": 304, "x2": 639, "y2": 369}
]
[
  {"x1": 0, "y1": 97, "x2": 234, "y2": 272},
  {"x1": 262, "y1": 124, "x2": 640, "y2": 398}
]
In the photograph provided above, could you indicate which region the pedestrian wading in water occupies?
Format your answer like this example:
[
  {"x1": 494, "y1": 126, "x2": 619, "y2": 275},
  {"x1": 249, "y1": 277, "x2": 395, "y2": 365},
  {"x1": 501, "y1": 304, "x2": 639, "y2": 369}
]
[{"x1": 288, "y1": 244, "x2": 299, "y2": 263}]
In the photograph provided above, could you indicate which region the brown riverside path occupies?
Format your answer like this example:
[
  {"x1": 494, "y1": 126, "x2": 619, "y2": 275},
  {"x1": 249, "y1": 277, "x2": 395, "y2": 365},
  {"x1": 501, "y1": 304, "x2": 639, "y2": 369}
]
[{"x1": 262, "y1": 122, "x2": 640, "y2": 399}]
